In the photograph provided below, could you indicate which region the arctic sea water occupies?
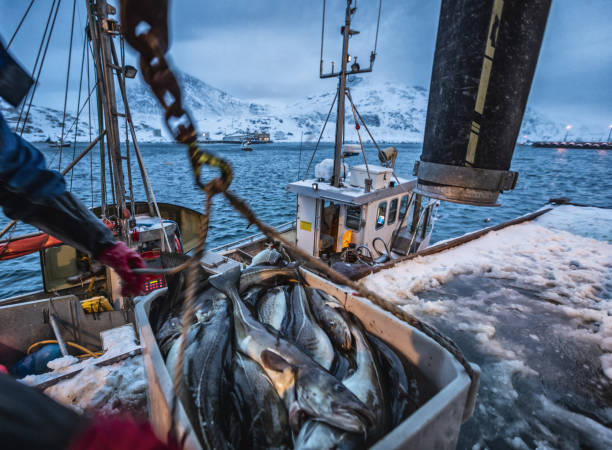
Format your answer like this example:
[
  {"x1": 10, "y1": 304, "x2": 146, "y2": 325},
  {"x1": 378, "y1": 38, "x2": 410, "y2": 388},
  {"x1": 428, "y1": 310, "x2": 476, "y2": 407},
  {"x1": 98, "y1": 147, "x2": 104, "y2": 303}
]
[{"x1": 0, "y1": 143, "x2": 610, "y2": 299}]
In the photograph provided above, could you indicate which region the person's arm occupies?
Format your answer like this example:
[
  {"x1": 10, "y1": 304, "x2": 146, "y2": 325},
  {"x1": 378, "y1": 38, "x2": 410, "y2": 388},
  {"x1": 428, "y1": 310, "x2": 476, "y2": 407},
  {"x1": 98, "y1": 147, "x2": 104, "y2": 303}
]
[
  {"x1": 0, "y1": 113, "x2": 116, "y2": 256},
  {"x1": 0, "y1": 112, "x2": 146, "y2": 296}
]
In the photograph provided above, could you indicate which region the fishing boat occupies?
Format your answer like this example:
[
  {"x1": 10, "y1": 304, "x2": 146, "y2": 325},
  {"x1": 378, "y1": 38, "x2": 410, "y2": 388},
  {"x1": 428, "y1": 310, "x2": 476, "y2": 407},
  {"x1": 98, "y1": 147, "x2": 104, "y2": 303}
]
[
  {"x1": 241, "y1": 140, "x2": 253, "y2": 151},
  {"x1": 48, "y1": 141, "x2": 71, "y2": 148},
  {"x1": 216, "y1": 1, "x2": 441, "y2": 275},
  {"x1": 5, "y1": 0, "x2": 603, "y2": 448},
  {"x1": 0, "y1": 0, "x2": 203, "y2": 372}
]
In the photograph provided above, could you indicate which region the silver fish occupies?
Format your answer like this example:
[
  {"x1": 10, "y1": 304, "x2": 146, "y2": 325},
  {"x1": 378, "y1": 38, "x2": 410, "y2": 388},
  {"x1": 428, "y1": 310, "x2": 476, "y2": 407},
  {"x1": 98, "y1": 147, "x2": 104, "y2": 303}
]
[
  {"x1": 294, "y1": 419, "x2": 361, "y2": 450},
  {"x1": 232, "y1": 352, "x2": 291, "y2": 449},
  {"x1": 238, "y1": 265, "x2": 296, "y2": 293},
  {"x1": 308, "y1": 288, "x2": 353, "y2": 352},
  {"x1": 208, "y1": 266, "x2": 373, "y2": 434},
  {"x1": 343, "y1": 316, "x2": 386, "y2": 439},
  {"x1": 367, "y1": 332, "x2": 418, "y2": 427},
  {"x1": 249, "y1": 248, "x2": 282, "y2": 267},
  {"x1": 242, "y1": 286, "x2": 265, "y2": 308},
  {"x1": 257, "y1": 286, "x2": 287, "y2": 331},
  {"x1": 285, "y1": 284, "x2": 335, "y2": 370},
  {"x1": 190, "y1": 296, "x2": 234, "y2": 449}
]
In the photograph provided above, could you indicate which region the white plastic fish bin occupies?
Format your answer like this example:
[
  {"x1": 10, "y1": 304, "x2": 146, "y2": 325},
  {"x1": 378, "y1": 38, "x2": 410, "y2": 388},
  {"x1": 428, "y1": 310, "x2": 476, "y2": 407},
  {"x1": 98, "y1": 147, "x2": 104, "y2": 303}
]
[{"x1": 135, "y1": 267, "x2": 480, "y2": 449}]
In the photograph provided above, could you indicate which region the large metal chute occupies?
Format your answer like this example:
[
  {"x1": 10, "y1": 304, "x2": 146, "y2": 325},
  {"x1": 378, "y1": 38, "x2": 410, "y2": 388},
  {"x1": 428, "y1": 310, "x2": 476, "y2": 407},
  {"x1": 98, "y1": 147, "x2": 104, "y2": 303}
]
[{"x1": 415, "y1": 0, "x2": 552, "y2": 206}]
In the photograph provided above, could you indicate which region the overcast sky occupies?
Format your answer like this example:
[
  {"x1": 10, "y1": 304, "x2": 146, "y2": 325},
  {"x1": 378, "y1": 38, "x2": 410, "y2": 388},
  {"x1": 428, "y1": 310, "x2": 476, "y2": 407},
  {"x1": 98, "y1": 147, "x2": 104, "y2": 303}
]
[{"x1": 1, "y1": 0, "x2": 611, "y2": 130}]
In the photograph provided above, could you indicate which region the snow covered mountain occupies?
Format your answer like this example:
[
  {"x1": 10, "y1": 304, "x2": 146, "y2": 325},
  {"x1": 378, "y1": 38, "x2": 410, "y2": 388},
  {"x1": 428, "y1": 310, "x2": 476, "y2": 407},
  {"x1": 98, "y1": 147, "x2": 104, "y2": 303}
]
[{"x1": 0, "y1": 72, "x2": 585, "y2": 144}]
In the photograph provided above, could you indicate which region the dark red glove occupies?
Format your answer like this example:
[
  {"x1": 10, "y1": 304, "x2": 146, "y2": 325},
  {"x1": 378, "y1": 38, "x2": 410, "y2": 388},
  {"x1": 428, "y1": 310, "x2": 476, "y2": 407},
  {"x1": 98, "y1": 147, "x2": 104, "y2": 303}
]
[
  {"x1": 69, "y1": 417, "x2": 178, "y2": 450},
  {"x1": 97, "y1": 242, "x2": 147, "y2": 296}
]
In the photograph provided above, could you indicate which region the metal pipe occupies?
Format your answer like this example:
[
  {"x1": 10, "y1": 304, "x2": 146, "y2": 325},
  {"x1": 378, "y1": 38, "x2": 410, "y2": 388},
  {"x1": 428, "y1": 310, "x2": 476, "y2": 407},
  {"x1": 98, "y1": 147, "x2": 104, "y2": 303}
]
[
  {"x1": 49, "y1": 314, "x2": 69, "y2": 357},
  {"x1": 61, "y1": 130, "x2": 106, "y2": 175},
  {"x1": 416, "y1": 0, "x2": 552, "y2": 206}
]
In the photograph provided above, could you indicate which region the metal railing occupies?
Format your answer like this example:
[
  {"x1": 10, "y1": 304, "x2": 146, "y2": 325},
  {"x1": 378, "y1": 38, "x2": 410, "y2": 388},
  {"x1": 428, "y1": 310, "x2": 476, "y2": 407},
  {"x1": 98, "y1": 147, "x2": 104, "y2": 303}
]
[{"x1": 210, "y1": 221, "x2": 296, "y2": 253}]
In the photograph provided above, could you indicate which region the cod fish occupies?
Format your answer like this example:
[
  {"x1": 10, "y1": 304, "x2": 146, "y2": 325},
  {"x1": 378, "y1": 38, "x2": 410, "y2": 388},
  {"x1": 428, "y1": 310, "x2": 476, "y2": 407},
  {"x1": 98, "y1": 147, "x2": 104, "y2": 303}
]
[
  {"x1": 307, "y1": 288, "x2": 352, "y2": 352},
  {"x1": 294, "y1": 419, "x2": 362, "y2": 450},
  {"x1": 239, "y1": 265, "x2": 296, "y2": 294},
  {"x1": 209, "y1": 266, "x2": 374, "y2": 435},
  {"x1": 249, "y1": 248, "x2": 282, "y2": 267},
  {"x1": 257, "y1": 286, "x2": 288, "y2": 331},
  {"x1": 186, "y1": 295, "x2": 235, "y2": 449},
  {"x1": 232, "y1": 352, "x2": 291, "y2": 449},
  {"x1": 343, "y1": 314, "x2": 387, "y2": 440},
  {"x1": 367, "y1": 333, "x2": 419, "y2": 426},
  {"x1": 284, "y1": 284, "x2": 335, "y2": 370}
]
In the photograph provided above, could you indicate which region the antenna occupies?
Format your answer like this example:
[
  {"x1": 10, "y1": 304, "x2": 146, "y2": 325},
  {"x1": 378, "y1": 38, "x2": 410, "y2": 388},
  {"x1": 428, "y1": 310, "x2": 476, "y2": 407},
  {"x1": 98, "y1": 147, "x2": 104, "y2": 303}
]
[{"x1": 319, "y1": 0, "x2": 382, "y2": 79}]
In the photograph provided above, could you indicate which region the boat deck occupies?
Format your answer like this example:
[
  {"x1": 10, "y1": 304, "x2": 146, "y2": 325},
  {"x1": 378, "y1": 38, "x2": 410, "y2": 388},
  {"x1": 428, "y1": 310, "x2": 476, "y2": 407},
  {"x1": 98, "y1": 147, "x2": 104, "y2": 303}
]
[{"x1": 363, "y1": 205, "x2": 612, "y2": 448}]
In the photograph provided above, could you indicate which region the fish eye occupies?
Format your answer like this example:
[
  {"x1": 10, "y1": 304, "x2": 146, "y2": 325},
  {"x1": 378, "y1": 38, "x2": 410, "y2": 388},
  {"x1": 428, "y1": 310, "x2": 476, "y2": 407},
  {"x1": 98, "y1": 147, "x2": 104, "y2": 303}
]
[{"x1": 333, "y1": 383, "x2": 346, "y2": 393}]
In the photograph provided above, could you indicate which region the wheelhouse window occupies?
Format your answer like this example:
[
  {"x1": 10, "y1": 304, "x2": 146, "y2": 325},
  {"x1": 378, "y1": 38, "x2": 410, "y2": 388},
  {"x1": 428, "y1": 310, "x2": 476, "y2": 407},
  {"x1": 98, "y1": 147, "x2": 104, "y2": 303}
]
[
  {"x1": 345, "y1": 205, "x2": 361, "y2": 230},
  {"x1": 388, "y1": 198, "x2": 398, "y2": 225},
  {"x1": 399, "y1": 195, "x2": 410, "y2": 220},
  {"x1": 376, "y1": 201, "x2": 387, "y2": 230}
]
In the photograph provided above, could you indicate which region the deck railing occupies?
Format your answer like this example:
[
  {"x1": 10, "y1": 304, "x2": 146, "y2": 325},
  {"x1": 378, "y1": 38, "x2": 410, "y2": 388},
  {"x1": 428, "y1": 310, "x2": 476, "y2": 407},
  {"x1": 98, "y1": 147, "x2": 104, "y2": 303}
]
[{"x1": 210, "y1": 221, "x2": 295, "y2": 253}]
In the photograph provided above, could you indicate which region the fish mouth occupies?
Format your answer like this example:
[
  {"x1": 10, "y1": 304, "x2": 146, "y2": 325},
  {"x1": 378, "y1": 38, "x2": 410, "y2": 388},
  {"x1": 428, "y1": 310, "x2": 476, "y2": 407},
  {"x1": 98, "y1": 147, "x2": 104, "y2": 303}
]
[
  {"x1": 288, "y1": 402, "x2": 308, "y2": 432},
  {"x1": 329, "y1": 402, "x2": 375, "y2": 434}
]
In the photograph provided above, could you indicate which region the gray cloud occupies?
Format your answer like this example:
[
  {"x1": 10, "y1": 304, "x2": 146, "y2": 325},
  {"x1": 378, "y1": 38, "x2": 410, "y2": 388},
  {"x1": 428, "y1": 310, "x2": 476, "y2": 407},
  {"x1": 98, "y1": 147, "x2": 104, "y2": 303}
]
[{"x1": 1, "y1": 0, "x2": 610, "y2": 129}]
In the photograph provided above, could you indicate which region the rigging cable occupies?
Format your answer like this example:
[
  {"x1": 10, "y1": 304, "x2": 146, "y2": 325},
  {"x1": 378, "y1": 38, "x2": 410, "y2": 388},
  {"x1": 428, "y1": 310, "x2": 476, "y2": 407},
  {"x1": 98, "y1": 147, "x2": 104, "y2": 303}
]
[
  {"x1": 320, "y1": 0, "x2": 326, "y2": 76},
  {"x1": 373, "y1": 0, "x2": 382, "y2": 54},
  {"x1": 58, "y1": 0, "x2": 78, "y2": 169},
  {"x1": 88, "y1": 40, "x2": 94, "y2": 208},
  {"x1": 348, "y1": 88, "x2": 371, "y2": 182},
  {"x1": 120, "y1": 36, "x2": 137, "y2": 220},
  {"x1": 7, "y1": 0, "x2": 36, "y2": 49},
  {"x1": 19, "y1": 0, "x2": 63, "y2": 137},
  {"x1": 70, "y1": 32, "x2": 88, "y2": 191},
  {"x1": 47, "y1": 84, "x2": 97, "y2": 168},
  {"x1": 303, "y1": 88, "x2": 338, "y2": 179},
  {"x1": 15, "y1": 0, "x2": 59, "y2": 133}
]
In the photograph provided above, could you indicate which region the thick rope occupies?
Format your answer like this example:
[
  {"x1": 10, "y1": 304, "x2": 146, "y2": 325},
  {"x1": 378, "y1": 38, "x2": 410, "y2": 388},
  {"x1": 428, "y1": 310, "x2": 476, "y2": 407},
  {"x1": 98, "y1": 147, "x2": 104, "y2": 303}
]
[
  {"x1": 169, "y1": 195, "x2": 213, "y2": 450},
  {"x1": 222, "y1": 190, "x2": 475, "y2": 382}
]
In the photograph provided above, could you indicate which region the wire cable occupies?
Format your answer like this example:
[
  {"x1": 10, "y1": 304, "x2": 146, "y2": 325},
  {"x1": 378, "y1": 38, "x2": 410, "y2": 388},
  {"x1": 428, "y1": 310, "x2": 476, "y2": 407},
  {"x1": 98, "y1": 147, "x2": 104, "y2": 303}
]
[
  {"x1": 70, "y1": 32, "x2": 88, "y2": 191},
  {"x1": 320, "y1": 0, "x2": 326, "y2": 76},
  {"x1": 19, "y1": 0, "x2": 62, "y2": 136},
  {"x1": 373, "y1": 0, "x2": 382, "y2": 53},
  {"x1": 15, "y1": 0, "x2": 58, "y2": 132},
  {"x1": 7, "y1": 0, "x2": 36, "y2": 49},
  {"x1": 58, "y1": 0, "x2": 78, "y2": 169},
  {"x1": 303, "y1": 89, "x2": 338, "y2": 179}
]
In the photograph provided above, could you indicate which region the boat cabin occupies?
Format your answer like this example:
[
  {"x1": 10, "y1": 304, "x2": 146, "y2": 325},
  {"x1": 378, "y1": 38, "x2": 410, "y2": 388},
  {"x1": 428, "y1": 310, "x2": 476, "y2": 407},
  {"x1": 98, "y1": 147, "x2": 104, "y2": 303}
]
[{"x1": 287, "y1": 160, "x2": 417, "y2": 259}]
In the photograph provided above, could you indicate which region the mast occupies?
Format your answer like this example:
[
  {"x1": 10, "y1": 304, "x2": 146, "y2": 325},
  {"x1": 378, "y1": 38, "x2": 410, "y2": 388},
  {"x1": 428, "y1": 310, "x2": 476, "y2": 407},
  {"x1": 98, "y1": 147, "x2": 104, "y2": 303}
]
[
  {"x1": 320, "y1": 0, "x2": 377, "y2": 187},
  {"x1": 331, "y1": 1, "x2": 352, "y2": 187},
  {"x1": 86, "y1": 0, "x2": 127, "y2": 238}
]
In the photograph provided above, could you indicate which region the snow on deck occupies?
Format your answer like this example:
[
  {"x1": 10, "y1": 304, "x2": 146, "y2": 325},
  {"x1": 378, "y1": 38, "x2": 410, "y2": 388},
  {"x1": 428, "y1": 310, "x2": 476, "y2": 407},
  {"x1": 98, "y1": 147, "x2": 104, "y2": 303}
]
[
  {"x1": 364, "y1": 205, "x2": 612, "y2": 449},
  {"x1": 21, "y1": 324, "x2": 147, "y2": 417}
]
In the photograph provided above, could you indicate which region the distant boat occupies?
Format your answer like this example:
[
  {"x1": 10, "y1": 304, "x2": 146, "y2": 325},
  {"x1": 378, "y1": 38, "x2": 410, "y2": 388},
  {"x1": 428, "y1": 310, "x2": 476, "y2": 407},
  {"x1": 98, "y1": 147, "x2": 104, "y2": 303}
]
[
  {"x1": 531, "y1": 140, "x2": 612, "y2": 150},
  {"x1": 241, "y1": 140, "x2": 253, "y2": 152},
  {"x1": 48, "y1": 141, "x2": 71, "y2": 148}
]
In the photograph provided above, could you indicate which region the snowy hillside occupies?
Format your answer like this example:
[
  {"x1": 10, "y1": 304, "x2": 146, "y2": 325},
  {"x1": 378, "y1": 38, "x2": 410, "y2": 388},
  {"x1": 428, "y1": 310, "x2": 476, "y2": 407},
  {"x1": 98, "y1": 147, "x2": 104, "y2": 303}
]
[{"x1": 1, "y1": 72, "x2": 586, "y2": 144}]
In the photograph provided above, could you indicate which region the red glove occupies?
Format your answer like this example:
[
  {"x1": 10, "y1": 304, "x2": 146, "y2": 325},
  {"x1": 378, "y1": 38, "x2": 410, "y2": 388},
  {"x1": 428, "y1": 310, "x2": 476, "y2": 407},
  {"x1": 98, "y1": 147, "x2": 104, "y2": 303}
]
[
  {"x1": 69, "y1": 417, "x2": 178, "y2": 450},
  {"x1": 97, "y1": 242, "x2": 147, "y2": 296}
]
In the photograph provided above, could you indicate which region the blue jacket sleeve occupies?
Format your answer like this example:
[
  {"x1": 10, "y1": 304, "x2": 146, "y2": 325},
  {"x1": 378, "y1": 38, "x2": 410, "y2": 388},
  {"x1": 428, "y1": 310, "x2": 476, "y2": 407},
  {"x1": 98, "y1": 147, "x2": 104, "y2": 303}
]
[{"x1": 0, "y1": 111, "x2": 115, "y2": 257}]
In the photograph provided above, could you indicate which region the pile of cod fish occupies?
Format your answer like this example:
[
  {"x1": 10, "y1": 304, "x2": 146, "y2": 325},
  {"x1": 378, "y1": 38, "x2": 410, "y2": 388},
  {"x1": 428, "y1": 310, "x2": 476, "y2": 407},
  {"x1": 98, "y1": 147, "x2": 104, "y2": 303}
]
[{"x1": 153, "y1": 249, "x2": 426, "y2": 450}]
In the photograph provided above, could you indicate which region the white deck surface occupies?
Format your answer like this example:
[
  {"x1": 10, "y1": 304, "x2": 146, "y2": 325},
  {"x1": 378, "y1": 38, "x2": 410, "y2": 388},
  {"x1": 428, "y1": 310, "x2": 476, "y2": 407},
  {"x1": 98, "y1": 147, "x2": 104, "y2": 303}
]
[{"x1": 364, "y1": 205, "x2": 612, "y2": 449}]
